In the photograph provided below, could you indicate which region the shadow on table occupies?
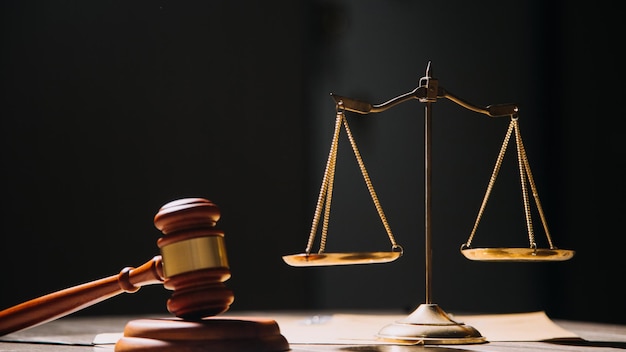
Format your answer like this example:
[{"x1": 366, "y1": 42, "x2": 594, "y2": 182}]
[{"x1": 547, "y1": 338, "x2": 626, "y2": 349}]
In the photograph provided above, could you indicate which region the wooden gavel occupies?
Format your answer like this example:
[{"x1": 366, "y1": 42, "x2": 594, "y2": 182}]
[{"x1": 0, "y1": 198, "x2": 234, "y2": 336}]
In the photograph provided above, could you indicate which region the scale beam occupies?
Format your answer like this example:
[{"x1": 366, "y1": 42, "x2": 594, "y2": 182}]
[{"x1": 331, "y1": 62, "x2": 518, "y2": 118}]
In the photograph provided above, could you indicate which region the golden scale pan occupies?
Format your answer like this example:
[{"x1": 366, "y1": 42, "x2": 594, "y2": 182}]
[{"x1": 283, "y1": 61, "x2": 574, "y2": 266}]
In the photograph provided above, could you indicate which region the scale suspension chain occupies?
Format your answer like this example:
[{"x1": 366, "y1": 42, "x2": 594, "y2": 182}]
[
  {"x1": 460, "y1": 116, "x2": 573, "y2": 262},
  {"x1": 283, "y1": 102, "x2": 403, "y2": 267}
]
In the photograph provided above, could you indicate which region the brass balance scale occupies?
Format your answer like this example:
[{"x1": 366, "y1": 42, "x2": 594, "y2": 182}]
[{"x1": 283, "y1": 62, "x2": 574, "y2": 344}]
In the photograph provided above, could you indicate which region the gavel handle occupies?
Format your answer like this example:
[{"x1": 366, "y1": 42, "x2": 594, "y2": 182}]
[{"x1": 0, "y1": 255, "x2": 165, "y2": 336}]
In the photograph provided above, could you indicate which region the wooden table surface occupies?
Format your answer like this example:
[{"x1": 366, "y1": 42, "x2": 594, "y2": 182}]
[{"x1": 0, "y1": 312, "x2": 624, "y2": 351}]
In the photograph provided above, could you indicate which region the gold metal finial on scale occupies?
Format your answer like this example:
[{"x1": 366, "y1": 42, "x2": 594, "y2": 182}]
[{"x1": 283, "y1": 61, "x2": 574, "y2": 345}]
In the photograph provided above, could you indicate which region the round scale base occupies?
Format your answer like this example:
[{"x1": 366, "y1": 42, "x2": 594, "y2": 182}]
[
  {"x1": 377, "y1": 304, "x2": 486, "y2": 345},
  {"x1": 114, "y1": 317, "x2": 289, "y2": 352}
]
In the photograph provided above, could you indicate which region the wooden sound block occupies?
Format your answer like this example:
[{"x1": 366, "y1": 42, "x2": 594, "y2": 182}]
[{"x1": 114, "y1": 316, "x2": 289, "y2": 352}]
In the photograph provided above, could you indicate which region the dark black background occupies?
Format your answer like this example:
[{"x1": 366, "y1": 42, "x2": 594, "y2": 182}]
[{"x1": 1, "y1": 1, "x2": 623, "y2": 325}]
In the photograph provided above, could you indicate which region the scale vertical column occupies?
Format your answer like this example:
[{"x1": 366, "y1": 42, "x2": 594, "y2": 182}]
[{"x1": 424, "y1": 101, "x2": 433, "y2": 304}]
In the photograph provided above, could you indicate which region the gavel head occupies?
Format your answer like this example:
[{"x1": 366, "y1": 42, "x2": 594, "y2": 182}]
[{"x1": 154, "y1": 198, "x2": 234, "y2": 320}]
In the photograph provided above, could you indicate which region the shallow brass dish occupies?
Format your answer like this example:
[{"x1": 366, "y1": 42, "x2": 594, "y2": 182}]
[
  {"x1": 461, "y1": 247, "x2": 575, "y2": 262},
  {"x1": 282, "y1": 251, "x2": 402, "y2": 267}
]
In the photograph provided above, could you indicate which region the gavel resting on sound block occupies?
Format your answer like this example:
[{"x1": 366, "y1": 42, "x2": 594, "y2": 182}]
[{"x1": 0, "y1": 198, "x2": 289, "y2": 352}]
